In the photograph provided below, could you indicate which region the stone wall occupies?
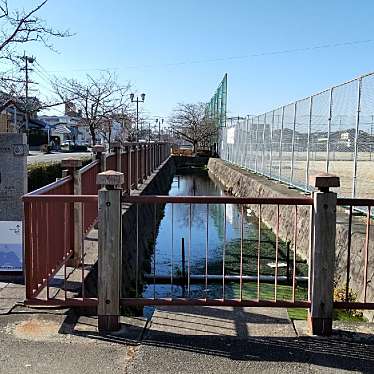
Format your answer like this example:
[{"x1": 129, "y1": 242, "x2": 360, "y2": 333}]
[
  {"x1": 208, "y1": 158, "x2": 374, "y2": 321},
  {"x1": 208, "y1": 158, "x2": 311, "y2": 260}
]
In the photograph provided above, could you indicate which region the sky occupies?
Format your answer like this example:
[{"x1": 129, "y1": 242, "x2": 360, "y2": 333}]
[{"x1": 9, "y1": 0, "x2": 374, "y2": 121}]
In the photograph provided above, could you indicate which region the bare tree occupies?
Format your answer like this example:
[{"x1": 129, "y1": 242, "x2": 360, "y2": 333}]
[
  {"x1": 0, "y1": 0, "x2": 71, "y2": 64},
  {"x1": 53, "y1": 72, "x2": 132, "y2": 145},
  {"x1": 170, "y1": 102, "x2": 217, "y2": 153},
  {"x1": 0, "y1": 0, "x2": 72, "y2": 120}
]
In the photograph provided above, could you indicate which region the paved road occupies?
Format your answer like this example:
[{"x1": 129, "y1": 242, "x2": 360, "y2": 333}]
[{"x1": 27, "y1": 151, "x2": 93, "y2": 165}]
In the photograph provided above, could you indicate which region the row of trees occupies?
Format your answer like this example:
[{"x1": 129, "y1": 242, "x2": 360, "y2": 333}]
[{"x1": 0, "y1": 0, "x2": 218, "y2": 149}]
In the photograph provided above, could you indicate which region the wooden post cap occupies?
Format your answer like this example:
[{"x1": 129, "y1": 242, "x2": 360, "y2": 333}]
[
  {"x1": 61, "y1": 158, "x2": 83, "y2": 168},
  {"x1": 93, "y1": 145, "x2": 105, "y2": 153},
  {"x1": 97, "y1": 170, "x2": 124, "y2": 186},
  {"x1": 310, "y1": 173, "x2": 340, "y2": 191}
]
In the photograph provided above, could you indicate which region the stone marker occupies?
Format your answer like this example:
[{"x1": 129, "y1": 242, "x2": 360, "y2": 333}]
[{"x1": 0, "y1": 133, "x2": 27, "y2": 272}]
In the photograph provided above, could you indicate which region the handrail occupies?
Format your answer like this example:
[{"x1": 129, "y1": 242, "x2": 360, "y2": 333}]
[
  {"x1": 337, "y1": 198, "x2": 374, "y2": 207},
  {"x1": 79, "y1": 159, "x2": 99, "y2": 174},
  {"x1": 23, "y1": 194, "x2": 98, "y2": 202},
  {"x1": 122, "y1": 195, "x2": 313, "y2": 205},
  {"x1": 24, "y1": 175, "x2": 73, "y2": 196}
]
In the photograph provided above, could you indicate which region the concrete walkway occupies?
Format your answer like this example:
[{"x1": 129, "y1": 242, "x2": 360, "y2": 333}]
[
  {"x1": 0, "y1": 281, "x2": 24, "y2": 314},
  {"x1": 0, "y1": 293, "x2": 374, "y2": 373},
  {"x1": 126, "y1": 306, "x2": 374, "y2": 374}
]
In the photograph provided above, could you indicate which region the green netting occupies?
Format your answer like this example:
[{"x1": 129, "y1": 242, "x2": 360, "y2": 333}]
[{"x1": 207, "y1": 73, "x2": 227, "y2": 128}]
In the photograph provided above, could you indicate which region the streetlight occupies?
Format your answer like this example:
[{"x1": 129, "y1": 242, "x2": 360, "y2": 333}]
[
  {"x1": 130, "y1": 93, "x2": 145, "y2": 141},
  {"x1": 155, "y1": 118, "x2": 164, "y2": 142}
]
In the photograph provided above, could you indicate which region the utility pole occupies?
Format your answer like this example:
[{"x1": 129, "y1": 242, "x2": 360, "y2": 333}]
[{"x1": 20, "y1": 52, "x2": 35, "y2": 142}]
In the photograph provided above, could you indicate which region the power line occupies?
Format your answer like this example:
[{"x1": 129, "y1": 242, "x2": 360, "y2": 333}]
[{"x1": 34, "y1": 38, "x2": 374, "y2": 72}]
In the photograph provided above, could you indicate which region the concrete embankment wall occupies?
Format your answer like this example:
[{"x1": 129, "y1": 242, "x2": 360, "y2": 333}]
[
  {"x1": 208, "y1": 158, "x2": 311, "y2": 260},
  {"x1": 208, "y1": 158, "x2": 374, "y2": 321}
]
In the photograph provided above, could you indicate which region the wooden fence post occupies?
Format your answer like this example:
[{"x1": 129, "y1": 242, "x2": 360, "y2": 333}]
[
  {"x1": 61, "y1": 158, "x2": 83, "y2": 266},
  {"x1": 308, "y1": 173, "x2": 340, "y2": 336},
  {"x1": 97, "y1": 170, "x2": 124, "y2": 332},
  {"x1": 111, "y1": 141, "x2": 121, "y2": 172},
  {"x1": 93, "y1": 145, "x2": 106, "y2": 173}
]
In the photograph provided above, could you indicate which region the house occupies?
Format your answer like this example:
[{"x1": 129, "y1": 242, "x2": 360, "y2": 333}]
[{"x1": 0, "y1": 99, "x2": 26, "y2": 133}]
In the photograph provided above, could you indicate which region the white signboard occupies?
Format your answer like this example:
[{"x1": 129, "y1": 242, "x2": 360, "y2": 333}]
[
  {"x1": 227, "y1": 127, "x2": 235, "y2": 144},
  {"x1": 0, "y1": 221, "x2": 22, "y2": 271}
]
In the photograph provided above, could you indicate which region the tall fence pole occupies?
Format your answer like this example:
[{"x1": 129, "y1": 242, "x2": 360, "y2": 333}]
[
  {"x1": 254, "y1": 116, "x2": 259, "y2": 173},
  {"x1": 61, "y1": 158, "x2": 83, "y2": 266},
  {"x1": 352, "y1": 76, "x2": 363, "y2": 198},
  {"x1": 278, "y1": 106, "x2": 285, "y2": 182},
  {"x1": 308, "y1": 173, "x2": 340, "y2": 336},
  {"x1": 240, "y1": 118, "x2": 244, "y2": 167},
  {"x1": 326, "y1": 87, "x2": 334, "y2": 173},
  {"x1": 269, "y1": 110, "x2": 274, "y2": 178},
  {"x1": 245, "y1": 115, "x2": 249, "y2": 169},
  {"x1": 290, "y1": 102, "x2": 297, "y2": 184},
  {"x1": 97, "y1": 170, "x2": 124, "y2": 333},
  {"x1": 262, "y1": 113, "x2": 266, "y2": 174},
  {"x1": 249, "y1": 117, "x2": 253, "y2": 170},
  {"x1": 305, "y1": 96, "x2": 313, "y2": 191}
]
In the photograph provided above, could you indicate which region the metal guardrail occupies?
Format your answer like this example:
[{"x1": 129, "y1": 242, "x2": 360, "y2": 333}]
[
  {"x1": 121, "y1": 195, "x2": 312, "y2": 308},
  {"x1": 22, "y1": 142, "x2": 171, "y2": 305},
  {"x1": 335, "y1": 198, "x2": 374, "y2": 309}
]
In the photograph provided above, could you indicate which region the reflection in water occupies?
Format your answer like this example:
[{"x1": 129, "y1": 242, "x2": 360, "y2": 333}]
[{"x1": 144, "y1": 172, "x2": 265, "y2": 299}]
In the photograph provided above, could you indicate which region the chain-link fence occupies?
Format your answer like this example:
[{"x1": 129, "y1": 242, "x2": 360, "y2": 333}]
[{"x1": 219, "y1": 73, "x2": 374, "y2": 198}]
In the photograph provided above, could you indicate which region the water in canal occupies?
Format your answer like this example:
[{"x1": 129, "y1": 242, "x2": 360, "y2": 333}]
[{"x1": 143, "y1": 170, "x2": 307, "y2": 302}]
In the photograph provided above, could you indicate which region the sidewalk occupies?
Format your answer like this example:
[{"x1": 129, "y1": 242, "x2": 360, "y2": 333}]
[
  {"x1": 0, "y1": 290, "x2": 374, "y2": 373},
  {"x1": 0, "y1": 281, "x2": 24, "y2": 314},
  {"x1": 1, "y1": 276, "x2": 374, "y2": 373},
  {"x1": 126, "y1": 306, "x2": 374, "y2": 374}
]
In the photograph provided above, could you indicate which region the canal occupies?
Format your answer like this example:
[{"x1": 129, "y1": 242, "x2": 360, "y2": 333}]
[{"x1": 143, "y1": 169, "x2": 308, "y2": 303}]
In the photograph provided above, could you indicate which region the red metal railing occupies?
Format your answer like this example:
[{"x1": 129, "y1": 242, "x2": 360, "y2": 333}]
[
  {"x1": 80, "y1": 160, "x2": 100, "y2": 234},
  {"x1": 23, "y1": 176, "x2": 74, "y2": 300},
  {"x1": 131, "y1": 147, "x2": 136, "y2": 188},
  {"x1": 23, "y1": 143, "x2": 171, "y2": 305},
  {"x1": 23, "y1": 195, "x2": 98, "y2": 305},
  {"x1": 121, "y1": 149, "x2": 130, "y2": 194},
  {"x1": 334, "y1": 198, "x2": 374, "y2": 310},
  {"x1": 106, "y1": 153, "x2": 117, "y2": 171},
  {"x1": 120, "y1": 195, "x2": 312, "y2": 308}
]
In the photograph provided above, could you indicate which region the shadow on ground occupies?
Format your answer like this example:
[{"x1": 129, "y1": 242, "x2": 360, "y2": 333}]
[{"x1": 58, "y1": 306, "x2": 374, "y2": 374}]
